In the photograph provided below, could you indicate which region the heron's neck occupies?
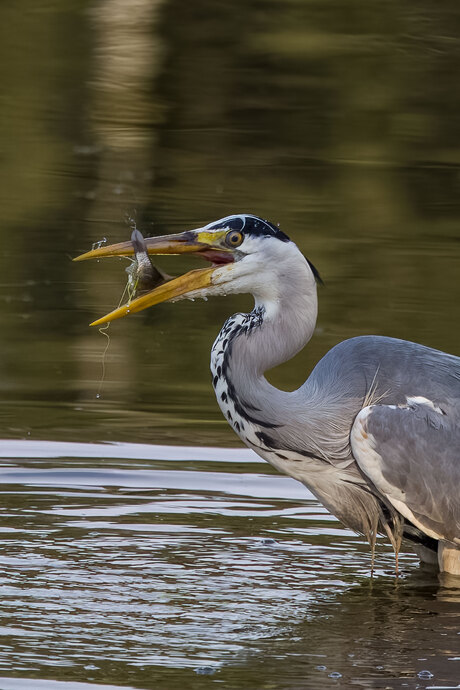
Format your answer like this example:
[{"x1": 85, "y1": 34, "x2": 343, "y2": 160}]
[
  {"x1": 211, "y1": 287, "x2": 317, "y2": 426},
  {"x1": 210, "y1": 275, "x2": 393, "y2": 543}
]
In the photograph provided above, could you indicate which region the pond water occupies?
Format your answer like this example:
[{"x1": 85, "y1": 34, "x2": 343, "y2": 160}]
[
  {"x1": 0, "y1": 1, "x2": 459, "y2": 689},
  {"x1": 0, "y1": 440, "x2": 459, "y2": 690}
]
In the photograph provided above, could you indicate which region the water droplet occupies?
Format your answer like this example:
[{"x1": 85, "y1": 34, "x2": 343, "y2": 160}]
[
  {"x1": 328, "y1": 672, "x2": 342, "y2": 679},
  {"x1": 92, "y1": 238, "x2": 107, "y2": 250},
  {"x1": 194, "y1": 666, "x2": 216, "y2": 675},
  {"x1": 417, "y1": 670, "x2": 433, "y2": 679}
]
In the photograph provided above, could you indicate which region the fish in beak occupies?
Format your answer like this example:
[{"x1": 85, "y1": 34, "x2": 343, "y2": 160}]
[
  {"x1": 74, "y1": 227, "x2": 236, "y2": 326},
  {"x1": 127, "y1": 228, "x2": 171, "y2": 296}
]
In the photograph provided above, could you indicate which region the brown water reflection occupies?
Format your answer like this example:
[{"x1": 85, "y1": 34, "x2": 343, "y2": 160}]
[{"x1": 0, "y1": 0, "x2": 459, "y2": 688}]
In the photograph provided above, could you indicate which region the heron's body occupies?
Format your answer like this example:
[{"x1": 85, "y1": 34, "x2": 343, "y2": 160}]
[
  {"x1": 78, "y1": 213, "x2": 460, "y2": 575},
  {"x1": 211, "y1": 308, "x2": 460, "y2": 560}
]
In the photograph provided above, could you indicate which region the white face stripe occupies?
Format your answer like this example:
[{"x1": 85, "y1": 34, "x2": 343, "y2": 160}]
[
  {"x1": 203, "y1": 214, "x2": 282, "y2": 235},
  {"x1": 203, "y1": 214, "x2": 249, "y2": 231}
]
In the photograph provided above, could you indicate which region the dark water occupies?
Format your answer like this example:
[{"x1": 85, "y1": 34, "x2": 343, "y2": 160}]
[{"x1": 0, "y1": 1, "x2": 459, "y2": 688}]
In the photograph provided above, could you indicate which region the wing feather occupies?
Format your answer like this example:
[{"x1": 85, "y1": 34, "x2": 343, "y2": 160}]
[{"x1": 351, "y1": 399, "x2": 460, "y2": 544}]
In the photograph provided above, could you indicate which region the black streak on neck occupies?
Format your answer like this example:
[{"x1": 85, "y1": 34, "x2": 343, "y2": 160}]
[{"x1": 218, "y1": 307, "x2": 280, "y2": 430}]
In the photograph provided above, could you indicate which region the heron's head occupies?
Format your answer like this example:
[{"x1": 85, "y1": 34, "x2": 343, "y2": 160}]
[{"x1": 74, "y1": 214, "x2": 321, "y2": 326}]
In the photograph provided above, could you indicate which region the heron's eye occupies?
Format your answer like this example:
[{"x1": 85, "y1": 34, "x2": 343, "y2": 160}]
[{"x1": 225, "y1": 230, "x2": 243, "y2": 248}]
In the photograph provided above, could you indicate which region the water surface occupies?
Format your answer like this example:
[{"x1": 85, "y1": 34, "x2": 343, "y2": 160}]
[
  {"x1": 0, "y1": 441, "x2": 459, "y2": 690},
  {"x1": 0, "y1": 0, "x2": 459, "y2": 688}
]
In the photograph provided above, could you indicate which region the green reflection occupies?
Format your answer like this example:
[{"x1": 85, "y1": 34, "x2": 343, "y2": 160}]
[{"x1": 0, "y1": 0, "x2": 458, "y2": 444}]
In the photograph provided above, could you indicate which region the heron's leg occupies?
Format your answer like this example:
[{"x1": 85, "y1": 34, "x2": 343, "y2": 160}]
[
  {"x1": 437, "y1": 541, "x2": 460, "y2": 576},
  {"x1": 379, "y1": 516, "x2": 402, "y2": 577}
]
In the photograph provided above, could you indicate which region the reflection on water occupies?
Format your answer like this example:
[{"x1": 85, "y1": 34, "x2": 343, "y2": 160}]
[
  {"x1": 0, "y1": 441, "x2": 458, "y2": 690},
  {"x1": 0, "y1": 0, "x2": 459, "y2": 439},
  {"x1": 0, "y1": 0, "x2": 459, "y2": 688}
]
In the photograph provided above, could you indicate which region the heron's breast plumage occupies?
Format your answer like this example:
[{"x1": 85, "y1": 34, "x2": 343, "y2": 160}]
[{"x1": 211, "y1": 308, "x2": 270, "y2": 446}]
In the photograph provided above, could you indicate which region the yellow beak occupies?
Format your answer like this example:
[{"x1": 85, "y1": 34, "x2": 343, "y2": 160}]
[
  {"x1": 74, "y1": 229, "x2": 231, "y2": 326},
  {"x1": 73, "y1": 231, "x2": 213, "y2": 262},
  {"x1": 89, "y1": 266, "x2": 215, "y2": 327}
]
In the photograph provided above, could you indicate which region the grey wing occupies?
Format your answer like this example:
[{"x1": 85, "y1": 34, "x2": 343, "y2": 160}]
[{"x1": 351, "y1": 397, "x2": 460, "y2": 545}]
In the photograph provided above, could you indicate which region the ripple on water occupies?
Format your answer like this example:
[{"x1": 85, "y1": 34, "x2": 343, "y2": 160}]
[
  {"x1": 0, "y1": 441, "x2": 456, "y2": 690},
  {"x1": 0, "y1": 679, "x2": 141, "y2": 690}
]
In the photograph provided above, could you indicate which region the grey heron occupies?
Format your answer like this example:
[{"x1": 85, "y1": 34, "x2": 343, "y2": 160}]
[{"x1": 75, "y1": 214, "x2": 460, "y2": 575}]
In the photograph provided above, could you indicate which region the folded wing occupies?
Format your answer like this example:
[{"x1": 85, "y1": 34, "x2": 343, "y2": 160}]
[{"x1": 351, "y1": 397, "x2": 460, "y2": 545}]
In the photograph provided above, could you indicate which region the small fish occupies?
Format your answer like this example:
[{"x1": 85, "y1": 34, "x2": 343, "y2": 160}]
[{"x1": 127, "y1": 228, "x2": 170, "y2": 296}]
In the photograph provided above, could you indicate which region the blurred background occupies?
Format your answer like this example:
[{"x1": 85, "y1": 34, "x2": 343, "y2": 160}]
[
  {"x1": 0, "y1": 3, "x2": 459, "y2": 689},
  {"x1": 0, "y1": 0, "x2": 459, "y2": 445}
]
